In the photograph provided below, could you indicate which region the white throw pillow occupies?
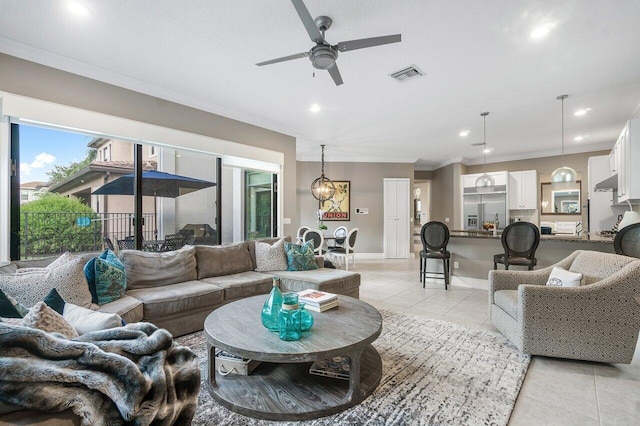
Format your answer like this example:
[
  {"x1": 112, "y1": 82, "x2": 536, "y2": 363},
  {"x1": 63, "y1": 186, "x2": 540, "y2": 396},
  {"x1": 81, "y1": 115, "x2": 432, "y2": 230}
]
[
  {"x1": 255, "y1": 238, "x2": 288, "y2": 272},
  {"x1": 63, "y1": 303, "x2": 123, "y2": 335},
  {"x1": 546, "y1": 267, "x2": 583, "y2": 287},
  {"x1": 0, "y1": 253, "x2": 92, "y2": 308}
]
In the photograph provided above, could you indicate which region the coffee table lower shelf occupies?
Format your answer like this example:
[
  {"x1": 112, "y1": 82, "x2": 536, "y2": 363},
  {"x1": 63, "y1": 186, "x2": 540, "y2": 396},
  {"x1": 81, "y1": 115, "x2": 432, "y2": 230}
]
[{"x1": 207, "y1": 344, "x2": 382, "y2": 421}]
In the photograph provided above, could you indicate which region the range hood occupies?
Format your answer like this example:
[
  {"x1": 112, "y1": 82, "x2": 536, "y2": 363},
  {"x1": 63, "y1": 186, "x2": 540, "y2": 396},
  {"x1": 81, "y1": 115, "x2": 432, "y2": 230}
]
[{"x1": 593, "y1": 174, "x2": 618, "y2": 192}]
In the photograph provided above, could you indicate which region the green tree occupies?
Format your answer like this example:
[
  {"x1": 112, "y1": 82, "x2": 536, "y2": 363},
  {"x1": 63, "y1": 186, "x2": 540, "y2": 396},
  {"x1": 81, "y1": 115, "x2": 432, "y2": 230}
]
[
  {"x1": 20, "y1": 193, "x2": 98, "y2": 256},
  {"x1": 46, "y1": 148, "x2": 97, "y2": 184}
]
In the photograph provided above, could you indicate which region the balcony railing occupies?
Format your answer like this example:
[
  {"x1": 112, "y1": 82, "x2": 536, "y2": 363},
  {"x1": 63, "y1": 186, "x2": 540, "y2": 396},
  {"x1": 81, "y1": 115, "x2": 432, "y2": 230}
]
[{"x1": 20, "y1": 212, "x2": 157, "y2": 259}]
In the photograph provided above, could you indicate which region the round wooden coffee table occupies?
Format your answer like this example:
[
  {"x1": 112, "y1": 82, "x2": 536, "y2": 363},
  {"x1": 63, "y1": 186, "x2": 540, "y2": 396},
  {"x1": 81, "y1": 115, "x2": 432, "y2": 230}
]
[{"x1": 204, "y1": 294, "x2": 383, "y2": 420}]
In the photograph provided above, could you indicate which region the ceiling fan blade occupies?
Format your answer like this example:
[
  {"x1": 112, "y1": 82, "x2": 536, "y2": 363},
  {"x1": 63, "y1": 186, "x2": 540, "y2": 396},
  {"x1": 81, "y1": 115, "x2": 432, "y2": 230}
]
[
  {"x1": 256, "y1": 52, "x2": 309, "y2": 66},
  {"x1": 336, "y1": 34, "x2": 402, "y2": 52},
  {"x1": 291, "y1": 0, "x2": 324, "y2": 43},
  {"x1": 328, "y1": 64, "x2": 343, "y2": 86}
]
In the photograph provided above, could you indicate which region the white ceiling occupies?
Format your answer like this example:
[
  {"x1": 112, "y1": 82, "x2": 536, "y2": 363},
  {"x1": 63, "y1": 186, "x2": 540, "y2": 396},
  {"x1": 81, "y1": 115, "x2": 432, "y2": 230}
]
[{"x1": 1, "y1": 0, "x2": 640, "y2": 169}]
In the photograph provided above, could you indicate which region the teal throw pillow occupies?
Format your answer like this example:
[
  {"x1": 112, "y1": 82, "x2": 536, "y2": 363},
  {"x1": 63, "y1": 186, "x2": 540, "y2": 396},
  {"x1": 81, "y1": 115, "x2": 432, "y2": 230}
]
[
  {"x1": 284, "y1": 241, "x2": 319, "y2": 271},
  {"x1": 94, "y1": 250, "x2": 126, "y2": 305},
  {"x1": 0, "y1": 289, "x2": 28, "y2": 318},
  {"x1": 84, "y1": 249, "x2": 126, "y2": 305}
]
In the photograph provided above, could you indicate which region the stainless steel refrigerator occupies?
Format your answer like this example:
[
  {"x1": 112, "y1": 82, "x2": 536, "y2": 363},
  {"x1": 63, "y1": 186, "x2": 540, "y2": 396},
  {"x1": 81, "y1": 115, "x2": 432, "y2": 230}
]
[{"x1": 463, "y1": 190, "x2": 507, "y2": 230}]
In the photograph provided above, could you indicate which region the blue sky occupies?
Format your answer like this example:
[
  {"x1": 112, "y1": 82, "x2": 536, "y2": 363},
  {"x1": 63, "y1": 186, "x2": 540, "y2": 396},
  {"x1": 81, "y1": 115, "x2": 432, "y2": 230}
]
[{"x1": 19, "y1": 125, "x2": 93, "y2": 183}]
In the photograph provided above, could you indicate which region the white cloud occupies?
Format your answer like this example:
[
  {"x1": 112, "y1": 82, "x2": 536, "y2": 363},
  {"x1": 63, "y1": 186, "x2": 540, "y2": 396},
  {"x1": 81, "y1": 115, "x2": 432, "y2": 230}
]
[{"x1": 20, "y1": 152, "x2": 56, "y2": 180}]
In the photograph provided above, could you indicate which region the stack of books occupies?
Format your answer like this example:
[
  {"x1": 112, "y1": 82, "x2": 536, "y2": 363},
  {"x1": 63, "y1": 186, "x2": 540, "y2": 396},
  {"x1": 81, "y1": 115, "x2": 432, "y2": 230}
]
[{"x1": 297, "y1": 289, "x2": 339, "y2": 312}]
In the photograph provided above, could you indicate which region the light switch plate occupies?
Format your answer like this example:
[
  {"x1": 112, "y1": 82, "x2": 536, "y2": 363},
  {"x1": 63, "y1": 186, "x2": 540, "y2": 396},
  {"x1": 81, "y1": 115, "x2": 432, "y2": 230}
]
[{"x1": 355, "y1": 208, "x2": 369, "y2": 214}]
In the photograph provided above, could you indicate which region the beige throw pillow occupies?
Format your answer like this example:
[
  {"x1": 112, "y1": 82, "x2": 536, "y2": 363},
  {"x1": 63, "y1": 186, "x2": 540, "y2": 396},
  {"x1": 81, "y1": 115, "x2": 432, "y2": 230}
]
[
  {"x1": 255, "y1": 238, "x2": 288, "y2": 272},
  {"x1": 0, "y1": 253, "x2": 92, "y2": 308},
  {"x1": 22, "y1": 302, "x2": 78, "y2": 339}
]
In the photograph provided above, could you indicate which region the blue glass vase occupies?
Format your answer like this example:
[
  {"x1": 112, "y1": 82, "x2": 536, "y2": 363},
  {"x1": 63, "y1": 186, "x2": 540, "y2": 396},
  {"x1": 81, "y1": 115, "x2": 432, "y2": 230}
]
[
  {"x1": 279, "y1": 293, "x2": 301, "y2": 341},
  {"x1": 261, "y1": 277, "x2": 283, "y2": 331},
  {"x1": 299, "y1": 302, "x2": 314, "y2": 331}
]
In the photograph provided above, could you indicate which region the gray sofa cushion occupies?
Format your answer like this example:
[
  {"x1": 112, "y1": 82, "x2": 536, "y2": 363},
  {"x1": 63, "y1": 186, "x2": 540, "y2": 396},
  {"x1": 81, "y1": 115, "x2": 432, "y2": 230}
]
[
  {"x1": 270, "y1": 269, "x2": 360, "y2": 295},
  {"x1": 494, "y1": 290, "x2": 519, "y2": 320},
  {"x1": 97, "y1": 295, "x2": 144, "y2": 324},
  {"x1": 120, "y1": 246, "x2": 197, "y2": 289},
  {"x1": 199, "y1": 271, "x2": 273, "y2": 300},
  {"x1": 126, "y1": 280, "x2": 224, "y2": 319},
  {"x1": 196, "y1": 243, "x2": 253, "y2": 279}
]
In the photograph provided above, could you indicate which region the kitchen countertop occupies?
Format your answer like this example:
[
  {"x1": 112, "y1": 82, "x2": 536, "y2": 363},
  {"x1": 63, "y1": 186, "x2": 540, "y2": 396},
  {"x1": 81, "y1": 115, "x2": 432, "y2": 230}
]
[{"x1": 446, "y1": 230, "x2": 613, "y2": 244}]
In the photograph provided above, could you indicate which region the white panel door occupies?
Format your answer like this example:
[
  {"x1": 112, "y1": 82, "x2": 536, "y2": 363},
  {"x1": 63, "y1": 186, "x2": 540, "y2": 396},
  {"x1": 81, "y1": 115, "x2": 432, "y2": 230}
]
[{"x1": 384, "y1": 178, "x2": 410, "y2": 258}]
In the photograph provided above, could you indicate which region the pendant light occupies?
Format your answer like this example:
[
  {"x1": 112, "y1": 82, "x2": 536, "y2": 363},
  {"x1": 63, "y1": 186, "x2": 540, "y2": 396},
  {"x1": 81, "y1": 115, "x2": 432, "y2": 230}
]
[
  {"x1": 551, "y1": 94, "x2": 577, "y2": 184},
  {"x1": 475, "y1": 112, "x2": 495, "y2": 191},
  {"x1": 311, "y1": 144, "x2": 336, "y2": 201}
]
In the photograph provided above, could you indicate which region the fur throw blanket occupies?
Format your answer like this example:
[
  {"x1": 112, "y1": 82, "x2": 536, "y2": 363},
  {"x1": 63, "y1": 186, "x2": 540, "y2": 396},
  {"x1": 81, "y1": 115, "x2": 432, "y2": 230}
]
[{"x1": 0, "y1": 322, "x2": 200, "y2": 425}]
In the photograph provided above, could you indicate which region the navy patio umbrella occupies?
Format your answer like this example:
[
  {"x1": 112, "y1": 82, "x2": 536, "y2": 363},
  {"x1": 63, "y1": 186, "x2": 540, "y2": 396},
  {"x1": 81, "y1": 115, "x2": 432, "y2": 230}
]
[
  {"x1": 92, "y1": 170, "x2": 216, "y2": 198},
  {"x1": 93, "y1": 170, "x2": 217, "y2": 239}
]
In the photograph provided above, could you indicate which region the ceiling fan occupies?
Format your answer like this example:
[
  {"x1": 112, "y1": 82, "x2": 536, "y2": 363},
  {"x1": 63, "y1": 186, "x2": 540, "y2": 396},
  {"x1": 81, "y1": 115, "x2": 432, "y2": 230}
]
[{"x1": 256, "y1": 0, "x2": 402, "y2": 86}]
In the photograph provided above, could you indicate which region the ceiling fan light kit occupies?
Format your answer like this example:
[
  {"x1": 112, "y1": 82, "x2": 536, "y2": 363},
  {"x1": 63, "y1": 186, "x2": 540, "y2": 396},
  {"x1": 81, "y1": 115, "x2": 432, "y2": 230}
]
[
  {"x1": 475, "y1": 112, "x2": 495, "y2": 192},
  {"x1": 256, "y1": 0, "x2": 402, "y2": 86},
  {"x1": 551, "y1": 94, "x2": 577, "y2": 184}
]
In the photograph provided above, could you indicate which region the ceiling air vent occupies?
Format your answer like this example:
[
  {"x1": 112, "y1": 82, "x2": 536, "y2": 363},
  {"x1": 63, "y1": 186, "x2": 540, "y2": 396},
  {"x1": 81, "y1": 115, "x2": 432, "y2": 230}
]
[{"x1": 389, "y1": 65, "x2": 424, "y2": 82}]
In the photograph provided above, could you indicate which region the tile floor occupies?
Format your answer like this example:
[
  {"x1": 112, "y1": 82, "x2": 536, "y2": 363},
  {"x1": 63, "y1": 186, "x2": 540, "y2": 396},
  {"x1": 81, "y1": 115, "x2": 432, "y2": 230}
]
[{"x1": 352, "y1": 258, "x2": 640, "y2": 426}]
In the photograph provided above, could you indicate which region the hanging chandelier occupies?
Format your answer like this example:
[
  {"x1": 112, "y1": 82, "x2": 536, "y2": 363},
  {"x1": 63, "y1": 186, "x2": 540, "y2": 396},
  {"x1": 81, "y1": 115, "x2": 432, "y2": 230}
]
[
  {"x1": 475, "y1": 112, "x2": 495, "y2": 191},
  {"x1": 310, "y1": 144, "x2": 336, "y2": 201},
  {"x1": 551, "y1": 94, "x2": 577, "y2": 184}
]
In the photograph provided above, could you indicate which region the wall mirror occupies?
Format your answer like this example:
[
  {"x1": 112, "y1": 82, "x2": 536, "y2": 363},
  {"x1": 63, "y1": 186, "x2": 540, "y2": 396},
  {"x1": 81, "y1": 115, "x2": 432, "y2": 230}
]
[{"x1": 540, "y1": 181, "x2": 581, "y2": 214}]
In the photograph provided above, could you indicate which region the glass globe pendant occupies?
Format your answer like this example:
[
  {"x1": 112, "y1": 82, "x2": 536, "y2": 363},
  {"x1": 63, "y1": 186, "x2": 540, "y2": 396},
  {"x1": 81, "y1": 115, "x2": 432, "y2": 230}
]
[
  {"x1": 475, "y1": 112, "x2": 495, "y2": 192},
  {"x1": 310, "y1": 145, "x2": 336, "y2": 201},
  {"x1": 550, "y1": 95, "x2": 577, "y2": 184}
]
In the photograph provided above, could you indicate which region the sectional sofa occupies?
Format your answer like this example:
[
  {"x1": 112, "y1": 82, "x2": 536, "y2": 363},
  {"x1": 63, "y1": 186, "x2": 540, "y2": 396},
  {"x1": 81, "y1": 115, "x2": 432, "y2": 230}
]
[{"x1": 0, "y1": 237, "x2": 361, "y2": 424}]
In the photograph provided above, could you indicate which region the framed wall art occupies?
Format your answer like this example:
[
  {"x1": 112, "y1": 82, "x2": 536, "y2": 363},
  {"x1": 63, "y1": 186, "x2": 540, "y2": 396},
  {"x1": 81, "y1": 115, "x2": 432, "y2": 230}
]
[{"x1": 321, "y1": 181, "x2": 350, "y2": 221}]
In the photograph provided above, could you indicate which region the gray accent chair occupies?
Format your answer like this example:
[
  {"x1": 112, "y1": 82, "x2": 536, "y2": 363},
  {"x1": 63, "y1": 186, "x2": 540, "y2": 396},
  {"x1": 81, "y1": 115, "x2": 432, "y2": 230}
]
[{"x1": 489, "y1": 250, "x2": 640, "y2": 364}]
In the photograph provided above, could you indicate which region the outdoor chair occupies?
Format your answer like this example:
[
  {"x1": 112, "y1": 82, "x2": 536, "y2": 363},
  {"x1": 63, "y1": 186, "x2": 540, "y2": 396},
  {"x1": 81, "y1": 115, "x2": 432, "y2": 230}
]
[
  {"x1": 104, "y1": 237, "x2": 115, "y2": 251},
  {"x1": 327, "y1": 228, "x2": 358, "y2": 270},
  {"x1": 161, "y1": 233, "x2": 186, "y2": 252},
  {"x1": 493, "y1": 221, "x2": 540, "y2": 270},
  {"x1": 117, "y1": 236, "x2": 135, "y2": 250},
  {"x1": 419, "y1": 221, "x2": 450, "y2": 289},
  {"x1": 489, "y1": 250, "x2": 640, "y2": 363},
  {"x1": 614, "y1": 222, "x2": 640, "y2": 258}
]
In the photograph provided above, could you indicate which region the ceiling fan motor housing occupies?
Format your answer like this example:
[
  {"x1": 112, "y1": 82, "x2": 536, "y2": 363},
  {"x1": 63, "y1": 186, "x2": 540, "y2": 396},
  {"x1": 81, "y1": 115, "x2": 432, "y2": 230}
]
[{"x1": 310, "y1": 44, "x2": 338, "y2": 70}]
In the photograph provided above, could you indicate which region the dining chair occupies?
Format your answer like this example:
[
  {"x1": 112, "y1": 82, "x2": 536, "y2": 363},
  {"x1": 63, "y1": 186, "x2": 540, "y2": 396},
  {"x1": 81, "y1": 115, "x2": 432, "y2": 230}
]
[
  {"x1": 327, "y1": 228, "x2": 358, "y2": 270},
  {"x1": 302, "y1": 229, "x2": 324, "y2": 254},
  {"x1": 297, "y1": 226, "x2": 310, "y2": 244},
  {"x1": 419, "y1": 221, "x2": 450, "y2": 289},
  {"x1": 327, "y1": 226, "x2": 348, "y2": 251},
  {"x1": 614, "y1": 222, "x2": 640, "y2": 258},
  {"x1": 103, "y1": 237, "x2": 115, "y2": 251},
  {"x1": 493, "y1": 221, "x2": 540, "y2": 270}
]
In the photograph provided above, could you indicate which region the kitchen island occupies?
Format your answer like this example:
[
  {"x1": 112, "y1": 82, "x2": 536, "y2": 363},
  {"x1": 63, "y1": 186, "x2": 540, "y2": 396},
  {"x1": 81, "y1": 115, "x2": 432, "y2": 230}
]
[{"x1": 445, "y1": 230, "x2": 615, "y2": 280}]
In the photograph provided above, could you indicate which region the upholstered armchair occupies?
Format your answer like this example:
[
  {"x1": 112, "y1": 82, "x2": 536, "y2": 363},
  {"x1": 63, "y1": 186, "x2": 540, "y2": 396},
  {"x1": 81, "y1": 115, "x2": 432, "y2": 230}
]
[{"x1": 489, "y1": 250, "x2": 640, "y2": 364}]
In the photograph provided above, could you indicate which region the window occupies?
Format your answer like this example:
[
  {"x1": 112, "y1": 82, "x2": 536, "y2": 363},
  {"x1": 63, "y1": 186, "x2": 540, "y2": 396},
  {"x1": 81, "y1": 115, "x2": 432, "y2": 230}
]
[
  {"x1": 21, "y1": 190, "x2": 29, "y2": 201},
  {"x1": 150, "y1": 145, "x2": 157, "y2": 157},
  {"x1": 102, "y1": 145, "x2": 111, "y2": 161}
]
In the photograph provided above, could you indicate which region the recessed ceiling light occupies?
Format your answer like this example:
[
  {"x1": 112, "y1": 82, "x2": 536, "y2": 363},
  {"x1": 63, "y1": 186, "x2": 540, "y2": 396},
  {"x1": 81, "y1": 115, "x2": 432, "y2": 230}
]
[
  {"x1": 309, "y1": 104, "x2": 321, "y2": 113},
  {"x1": 574, "y1": 135, "x2": 589, "y2": 141},
  {"x1": 483, "y1": 148, "x2": 492, "y2": 154},
  {"x1": 67, "y1": 2, "x2": 90, "y2": 16},
  {"x1": 530, "y1": 23, "x2": 555, "y2": 40},
  {"x1": 574, "y1": 108, "x2": 592, "y2": 117},
  {"x1": 459, "y1": 130, "x2": 470, "y2": 137}
]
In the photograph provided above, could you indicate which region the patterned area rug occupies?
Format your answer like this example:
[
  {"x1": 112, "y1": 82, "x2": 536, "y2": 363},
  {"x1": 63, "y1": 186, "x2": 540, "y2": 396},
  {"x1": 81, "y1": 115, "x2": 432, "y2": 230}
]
[{"x1": 176, "y1": 310, "x2": 529, "y2": 426}]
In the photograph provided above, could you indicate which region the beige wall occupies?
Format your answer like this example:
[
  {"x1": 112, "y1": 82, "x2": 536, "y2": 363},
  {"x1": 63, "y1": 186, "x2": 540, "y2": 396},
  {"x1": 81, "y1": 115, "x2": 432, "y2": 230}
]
[
  {"x1": 0, "y1": 53, "x2": 298, "y2": 237},
  {"x1": 429, "y1": 163, "x2": 469, "y2": 228},
  {"x1": 297, "y1": 161, "x2": 414, "y2": 254}
]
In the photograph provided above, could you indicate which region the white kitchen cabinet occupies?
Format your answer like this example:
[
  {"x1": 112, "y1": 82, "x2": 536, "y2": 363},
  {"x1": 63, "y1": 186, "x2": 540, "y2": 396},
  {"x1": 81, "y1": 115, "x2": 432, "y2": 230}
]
[
  {"x1": 383, "y1": 178, "x2": 410, "y2": 259},
  {"x1": 508, "y1": 170, "x2": 537, "y2": 210},
  {"x1": 616, "y1": 119, "x2": 640, "y2": 203}
]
